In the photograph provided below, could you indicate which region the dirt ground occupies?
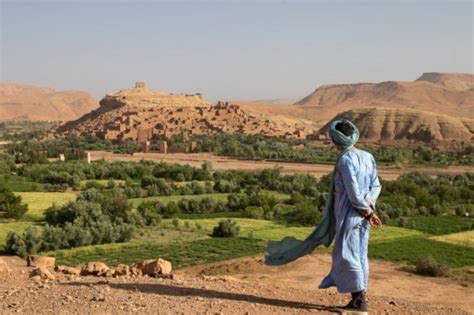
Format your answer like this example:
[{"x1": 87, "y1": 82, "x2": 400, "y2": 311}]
[
  {"x1": 90, "y1": 151, "x2": 474, "y2": 181},
  {"x1": 1, "y1": 254, "x2": 472, "y2": 314}
]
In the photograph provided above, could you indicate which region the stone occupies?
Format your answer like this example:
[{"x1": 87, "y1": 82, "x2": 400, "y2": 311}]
[
  {"x1": 55, "y1": 265, "x2": 80, "y2": 275},
  {"x1": 132, "y1": 258, "x2": 172, "y2": 277},
  {"x1": 98, "y1": 269, "x2": 114, "y2": 278},
  {"x1": 27, "y1": 255, "x2": 56, "y2": 268},
  {"x1": 0, "y1": 258, "x2": 10, "y2": 275},
  {"x1": 113, "y1": 264, "x2": 130, "y2": 277},
  {"x1": 157, "y1": 258, "x2": 172, "y2": 275},
  {"x1": 30, "y1": 267, "x2": 55, "y2": 280},
  {"x1": 80, "y1": 262, "x2": 109, "y2": 276}
]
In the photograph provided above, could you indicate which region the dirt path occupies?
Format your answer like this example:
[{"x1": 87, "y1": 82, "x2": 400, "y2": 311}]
[
  {"x1": 1, "y1": 255, "x2": 471, "y2": 314},
  {"x1": 90, "y1": 151, "x2": 473, "y2": 180}
]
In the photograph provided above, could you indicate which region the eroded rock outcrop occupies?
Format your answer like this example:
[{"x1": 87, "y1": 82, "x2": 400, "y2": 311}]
[{"x1": 321, "y1": 107, "x2": 474, "y2": 147}]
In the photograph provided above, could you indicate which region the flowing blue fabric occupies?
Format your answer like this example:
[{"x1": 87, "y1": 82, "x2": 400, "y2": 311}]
[{"x1": 264, "y1": 119, "x2": 359, "y2": 266}]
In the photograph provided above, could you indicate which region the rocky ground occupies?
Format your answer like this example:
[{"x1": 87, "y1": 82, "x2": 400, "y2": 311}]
[{"x1": 1, "y1": 254, "x2": 472, "y2": 315}]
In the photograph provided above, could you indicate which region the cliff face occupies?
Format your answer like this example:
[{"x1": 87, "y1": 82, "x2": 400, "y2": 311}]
[
  {"x1": 321, "y1": 108, "x2": 473, "y2": 147},
  {"x1": 57, "y1": 83, "x2": 314, "y2": 142},
  {"x1": 0, "y1": 84, "x2": 99, "y2": 121}
]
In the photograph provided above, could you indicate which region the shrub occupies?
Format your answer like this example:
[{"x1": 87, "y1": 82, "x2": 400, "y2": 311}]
[
  {"x1": 398, "y1": 217, "x2": 408, "y2": 227},
  {"x1": 415, "y1": 256, "x2": 448, "y2": 277},
  {"x1": 284, "y1": 200, "x2": 321, "y2": 226},
  {"x1": 243, "y1": 206, "x2": 264, "y2": 219},
  {"x1": 5, "y1": 226, "x2": 42, "y2": 258},
  {"x1": 107, "y1": 179, "x2": 116, "y2": 189},
  {"x1": 0, "y1": 186, "x2": 28, "y2": 220},
  {"x1": 211, "y1": 219, "x2": 240, "y2": 237},
  {"x1": 172, "y1": 217, "x2": 180, "y2": 228},
  {"x1": 430, "y1": 204, "x2": 442, "y2": 216}
]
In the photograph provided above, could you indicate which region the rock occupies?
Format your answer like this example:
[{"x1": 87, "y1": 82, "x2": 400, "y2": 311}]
[
  {"x1": 157, "y1": 258, "x2": 172, "y2": 275},
  {"x1": 130, "y1": 265, "x2": 142, "y2": 277},
  {"x1": 0, "y1": 258, "x2": 10, "y2": 275},
  {"x1": 80, "y1": 262, "x2": 109, "y2": 276},
  {"x1": 55, "y1": 265, "x2": 80, "y2": 275},
  {"x1": 133, "y1": 258, "x2": 172, "y2": 277},
  {"x1": 30, "y1": 267, "x2": 55, "y2": 280},
  {"x1": 113, "y1": 264, "x2": 130, "y2": 277},
  {"x1": 91, "y1": 296, "x2": 106, "y2": 302},
  {"x1": 98, "y1": 269, "x2": 114, "y2": 278},
  {"x1": 27, "y1": 255, "x2": 56, "y2": 268}
]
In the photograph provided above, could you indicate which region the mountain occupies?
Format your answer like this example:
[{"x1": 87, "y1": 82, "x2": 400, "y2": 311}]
[
  {"x1": 295, "y1": 73, "x2": 474, "y2": 118},
  {"x1": 0, "y1": 84, "x2": 99, "y2": 121}
]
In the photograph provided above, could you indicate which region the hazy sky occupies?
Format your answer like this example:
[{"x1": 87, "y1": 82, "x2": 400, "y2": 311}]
[{"x1": 1, "y1": 0, "x2": 472, "y2": 101}]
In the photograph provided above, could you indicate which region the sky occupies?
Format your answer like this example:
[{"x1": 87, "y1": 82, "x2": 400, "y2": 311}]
[{"x1": 1, "y1": 0, "x2": 472, "y2": 101}]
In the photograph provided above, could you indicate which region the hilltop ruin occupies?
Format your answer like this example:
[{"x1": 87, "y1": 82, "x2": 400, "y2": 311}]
[{"x1": 56, "y1": 83, "x2": 314, "y2": 149}]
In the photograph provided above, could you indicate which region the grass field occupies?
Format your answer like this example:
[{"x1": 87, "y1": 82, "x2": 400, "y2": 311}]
[
  {"x1": 44, "y1": 215, "x2": 474, "y2": 271},
  {"x1": 15, "y1": 192, "x2": 77, "y2": 221},
  {"x1": 388, "y1": 216, "x2": 474, "y2": 235},
  {"x1": 430, "y1": 230, "x2": 474, "y2": 248},
  {"x1": 0, "y1": 176, "x2": 44, "y2": 192},
  {"x1": 50, "y1": 236, "x2": 263, "y2": 268}
]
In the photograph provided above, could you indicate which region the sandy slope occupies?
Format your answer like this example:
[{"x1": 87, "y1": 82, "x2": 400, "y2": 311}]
[
  {"x1": 0, "y1": 255, "x2": 471, "y2": 314},
  {"x1": 0, "y1": 84, "x2": 99, "y2": 121}
]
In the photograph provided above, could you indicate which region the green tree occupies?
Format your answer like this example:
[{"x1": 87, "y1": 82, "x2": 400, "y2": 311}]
[{"x1": 0, "y1": 186, "x2": 28, "y2": 219}]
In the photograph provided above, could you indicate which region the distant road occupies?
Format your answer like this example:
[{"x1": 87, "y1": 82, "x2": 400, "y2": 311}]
[{"x1": 89, "y1": 151, "x2": 473, "y2": 181}]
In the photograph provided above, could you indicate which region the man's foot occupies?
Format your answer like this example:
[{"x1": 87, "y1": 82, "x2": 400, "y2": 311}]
[{"x1": 332, "y1": 294, "x2": 368, "y2": 314}]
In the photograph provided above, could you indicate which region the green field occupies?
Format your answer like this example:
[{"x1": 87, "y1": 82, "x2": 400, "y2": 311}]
[
  {"x1": 52, "y1": 237, "x2": 264, "y2": 268},
  {"x1": 43, "y1": 216, "x2": 474, "y2": 272},
  {"x1": 430, "y1": 230, "x2": 474, "y2": 248},
  {"x1": 389, "y1": 216, "x2": 474, "y2": 235},
  {"x1": 15, "y1": 192, "x2": 77, "y2": 221},
  {"x1": 0, "y1": 176, "x2": 44, "y2": 192}
]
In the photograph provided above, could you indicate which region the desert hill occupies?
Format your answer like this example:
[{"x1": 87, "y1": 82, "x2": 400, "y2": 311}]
[
  {"x1": 57, "y1": 83, "x2": 315, "y2": 142},
  {"x1": 0, "y1": 84, "x2": 99, "y2": 121},
  {"x1": 415, "y1": 72, "x2": 474, "y2": 91},
  {"x1": 320, "y1": 108, "x2": 474, "y2": 147},
  {"x1": 295, "y1": 73, "x2": 474, "y2": 118}
]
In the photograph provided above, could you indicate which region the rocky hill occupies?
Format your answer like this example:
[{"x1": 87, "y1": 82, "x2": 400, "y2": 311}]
[
  {"x1": 0, "y1": 84, "x2": 99, "y2": 121},
  {"x1": 57, "y1": 83, "x2": 314, "y2": 142},
  {"x1": 415, "y1": 72, "x2": 474, "y2": 91},
  {"x1": 320, "y1": 108, "x2": 474, "y2": 148},
  {"x1": 295, "y1": 73, "x2": 474, "y2": 118}
]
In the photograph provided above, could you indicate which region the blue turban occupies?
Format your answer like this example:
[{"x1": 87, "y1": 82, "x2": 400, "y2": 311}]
[{"x1": 329, "y1": 119, "x2": 359, "y2": 149}]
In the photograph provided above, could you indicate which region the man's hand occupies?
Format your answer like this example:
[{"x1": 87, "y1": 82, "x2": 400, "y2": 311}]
[
  {"x1": 359, "y1": 209, "x2": 372, "y2": 217},
  {"x1": 369, "y1": 213, "x2": 382, "y2": 228}
]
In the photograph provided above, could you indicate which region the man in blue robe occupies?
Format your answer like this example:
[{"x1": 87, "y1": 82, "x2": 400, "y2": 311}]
[
  {"x1": 319, "y1": 119, "x2": 382, "y2": 314},
  {"x1": 265, "y1": 119, "x2": 382, "y2": 314}
]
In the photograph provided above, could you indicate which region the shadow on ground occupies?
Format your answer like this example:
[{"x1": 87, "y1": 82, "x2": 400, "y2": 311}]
[{"x1": 64, "y1": 281, "x2": 334, "y2": 312}]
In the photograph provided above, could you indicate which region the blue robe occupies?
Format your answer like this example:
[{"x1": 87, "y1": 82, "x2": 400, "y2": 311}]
[{"x1": 319, "y1": 148, "x2": 381, "y2": 293}]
